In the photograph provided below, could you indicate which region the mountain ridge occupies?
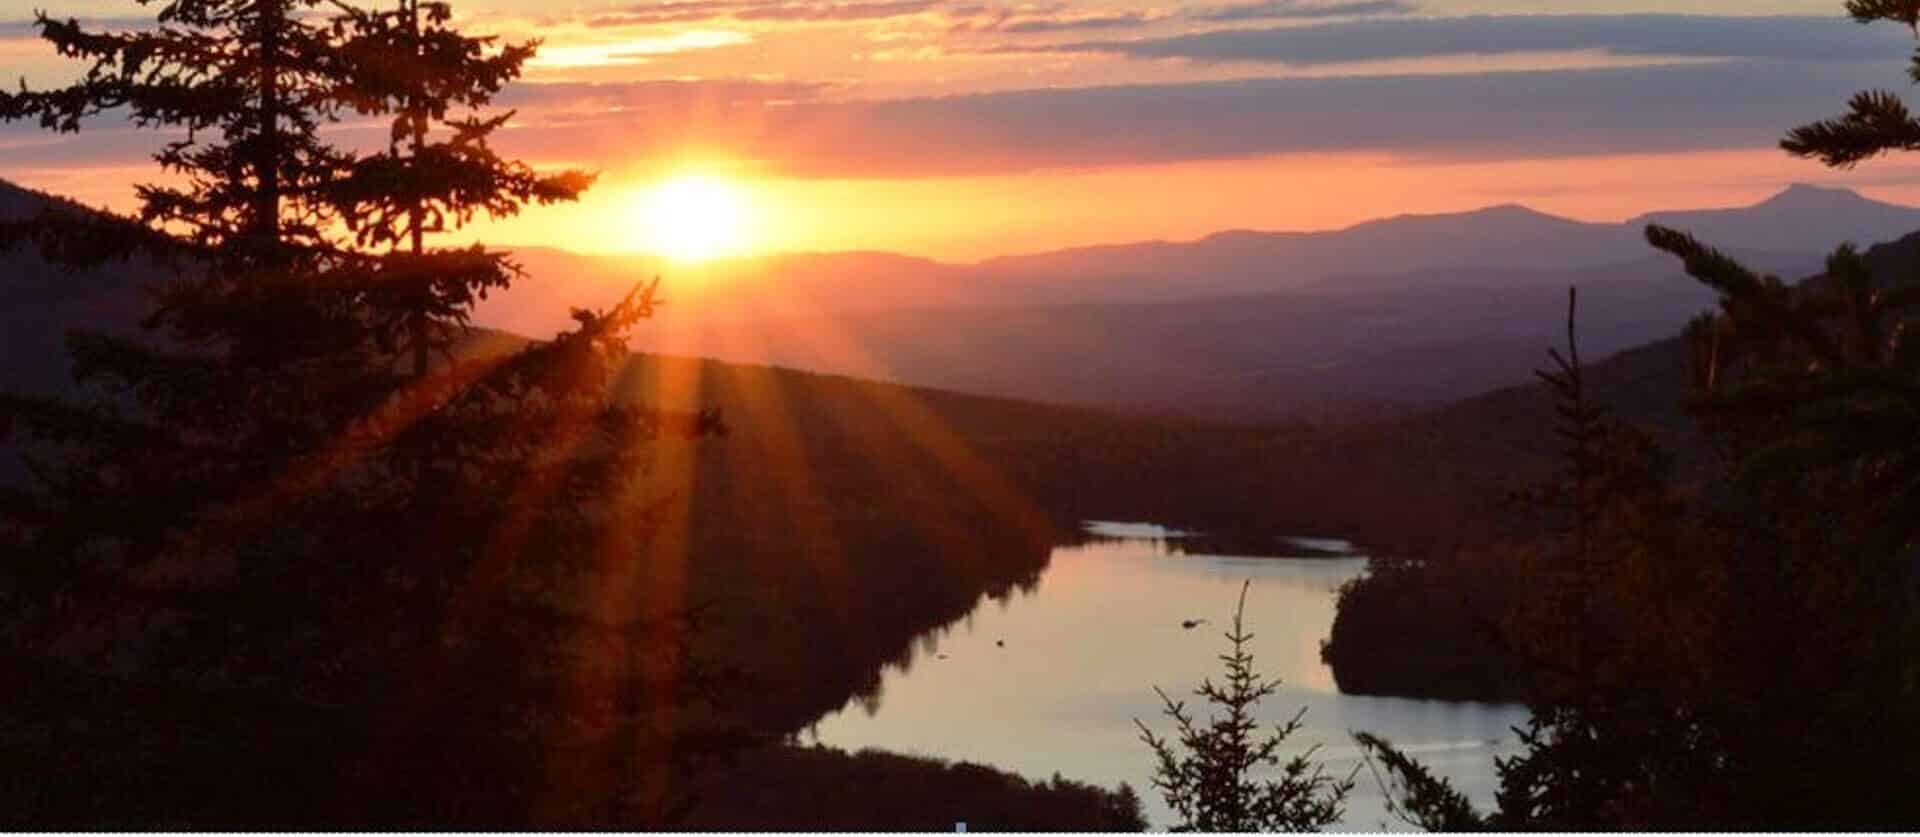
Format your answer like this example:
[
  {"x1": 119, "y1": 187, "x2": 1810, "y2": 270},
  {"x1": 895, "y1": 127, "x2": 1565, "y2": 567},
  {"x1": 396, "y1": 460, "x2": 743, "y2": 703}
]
[
  {"x1": 8, "y1": 176, "x2": 1916, "y2": 419},
  {"x1": 484, "y1": 183, "x2": 1920, "y2": 322},
  {"x1": 442, "y1": 181, "x2": 1920, "y2": 418}
]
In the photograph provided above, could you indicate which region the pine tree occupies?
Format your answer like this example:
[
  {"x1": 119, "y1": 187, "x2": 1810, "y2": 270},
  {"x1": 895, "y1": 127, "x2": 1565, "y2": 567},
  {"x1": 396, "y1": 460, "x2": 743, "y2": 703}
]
[
  {"x1": 1769, "y1": 0, "x2": 1920, "y2": 555},
  {"x1": 1359, "y1": 4, "x2": 1920, "y2": 828},
  {"x1": 0, "y1": 0, "x2": 728, "y2": 826},
  {"x1": 1484, "y1": 293, "x2": 1728, "y2": 829},
  {"x1": 1648, "y1": 8, "x2": 1920, "y2": 748},
  {"x1": 1136, "y1": 580, "x2": 1353, "y2": 832},
  {"x1": 1783, "y1": 0, "x2": 1920, "y2": 169},
  {"x1": 1362, "y1": 251, "x2": 1920, "y2": 829},
  {"x1": 1352, "y1": 732, "x2": 1484, "y2": 832},
  {"x1": 326, "y1": 0, "x2": 588, "y2": 378},
  {"x1": 1643, "y1": 228, "x2": 1920, "y2": 558}
]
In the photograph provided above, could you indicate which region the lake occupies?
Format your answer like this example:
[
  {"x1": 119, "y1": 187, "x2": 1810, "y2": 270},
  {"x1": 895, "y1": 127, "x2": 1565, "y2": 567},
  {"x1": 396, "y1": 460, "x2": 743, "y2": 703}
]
[{"x1": 809, "y1": 522, "x2": 1529, "y2": 831}]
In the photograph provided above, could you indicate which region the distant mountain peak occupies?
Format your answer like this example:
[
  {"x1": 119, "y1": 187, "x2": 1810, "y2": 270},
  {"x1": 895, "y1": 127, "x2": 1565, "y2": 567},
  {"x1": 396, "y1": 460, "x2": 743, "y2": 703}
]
[
  {"x1": 1756, "y1": 183, "x2": 1882, "y2": 210},
  {"x1": 1477, "y1": 202, "x2": 1579, "y2": 222},
  {"x1": 1480, "y1": 201, "x2": 1545, "y2": 214},
  {"x1": 1346, "y1": 202, "x2": 1585, "y2": 234}
]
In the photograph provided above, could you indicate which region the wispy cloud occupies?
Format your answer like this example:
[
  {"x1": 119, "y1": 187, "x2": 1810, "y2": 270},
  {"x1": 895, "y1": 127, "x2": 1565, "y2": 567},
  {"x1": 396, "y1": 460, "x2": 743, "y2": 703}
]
[
  {"x1": 936, "y1": 3, "x2": 1143, "y2": 34},
  {"x1": 991, "y1": 13, "x2": 1914, "y2": 65},
  {"x1": 996, "y1": 12, "x2": 1153, "y2": 32},
  {"x1": 526, "y1": 30, "x2": 751, "y2": 67},
  {"x1": 942, "y1": 0, "x2": 1411, "y2": 36},
  {"x1": 6, "y1": 17, "x2": 1908, "y2": 180},
  {"x1": 484, "y1": 60, "x2": 1903, "y2": 176},
  {"x1": 9, "y1": 60, "x2": 1896, "y2": 176},
  {"x1": 585, "y1": 0, "x2": 943, "y2": 27},
  {"x1": 1185, "y1": 0, "x2": 1416, "y2": 23},
  {"x1": 494, "y1": 78, "x2": 836, "y2": 109}
]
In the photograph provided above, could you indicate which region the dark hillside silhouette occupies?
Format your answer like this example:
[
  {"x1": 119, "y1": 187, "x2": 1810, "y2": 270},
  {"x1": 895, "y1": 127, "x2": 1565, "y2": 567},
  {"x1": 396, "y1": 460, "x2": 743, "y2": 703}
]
[
  {"x1": 618, "y1": 274, "x2": 1732, "y2": 420},
  {"x1": 681, "y1": 747, "x2": 1147, "y2": 831},
  {"x1": 0, "y1": 181, "x2": 153, "y2": 396},
  {"x1": 1324, "y1": 227, "x2": 1920, "y2": 701}
]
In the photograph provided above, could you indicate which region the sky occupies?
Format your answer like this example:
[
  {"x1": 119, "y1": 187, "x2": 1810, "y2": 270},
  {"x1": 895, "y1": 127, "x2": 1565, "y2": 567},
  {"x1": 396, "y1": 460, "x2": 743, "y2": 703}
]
[{"x1": 9, "y1": 0, "x2": 1920, "y2": 259}]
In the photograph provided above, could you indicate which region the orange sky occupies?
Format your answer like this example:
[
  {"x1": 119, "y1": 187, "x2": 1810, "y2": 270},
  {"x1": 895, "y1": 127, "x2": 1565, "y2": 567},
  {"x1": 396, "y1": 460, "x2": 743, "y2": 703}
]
[
  {"x1": 7, "y1": 0, "x2": 1920, "y2": 260},
  {"x1": 452, "y1": 148, "x2": 1920, "y2": 261}
]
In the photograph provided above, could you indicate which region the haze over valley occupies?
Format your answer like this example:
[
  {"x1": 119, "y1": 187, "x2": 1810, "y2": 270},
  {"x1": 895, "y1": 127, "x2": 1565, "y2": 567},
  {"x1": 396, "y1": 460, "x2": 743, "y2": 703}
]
[{"x1": 479, "y1": 184, "x2": 1907, "y2": 418}]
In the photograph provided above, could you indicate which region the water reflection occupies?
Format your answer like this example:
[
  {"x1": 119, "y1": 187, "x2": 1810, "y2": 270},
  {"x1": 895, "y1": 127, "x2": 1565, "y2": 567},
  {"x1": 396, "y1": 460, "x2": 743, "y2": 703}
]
[{"x1": 810, "y1": 523, "x2": 1528, "y2": 831}]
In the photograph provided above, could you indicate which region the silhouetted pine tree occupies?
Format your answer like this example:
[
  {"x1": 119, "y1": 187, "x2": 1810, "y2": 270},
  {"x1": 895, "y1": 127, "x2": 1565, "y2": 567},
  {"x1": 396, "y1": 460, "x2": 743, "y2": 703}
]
[
  {"x1": 1764, "y1": 0, "x2": 1920, "y2": 560},
  {"x1": 1645, "y1": 234, "x2": 1920, "y2": 556},
  {"x1": 1137, "y1": 580, "x2": 1353, "y2": 832},
  {"x1": 0, "y1": 0, "x2": 731, "y2": 827},
  {"x1": 1352, "y1": 732, "x2": 1482, "y2": 832},
  {"x1": 1361, "y1": 4, "x2": 1920, "y2": 828},
  {"x1": 1648, "y1": 20, "x2": 1920, "y2": 816},
  {"x1": 326, "y1": 0, "x2": 588, "y2": 378},
  {"x1": 1784, "y1": 0, "x2": 1920, "y2": 169},
  {"x1": 1487, "y1": 293, "x2": 1728, "y2": 829}
]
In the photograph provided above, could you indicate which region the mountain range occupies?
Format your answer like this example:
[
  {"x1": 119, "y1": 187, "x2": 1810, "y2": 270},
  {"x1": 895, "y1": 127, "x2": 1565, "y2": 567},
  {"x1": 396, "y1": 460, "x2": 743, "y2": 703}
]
[
  {"x1": 10, "y1": 179, "x2": 1920, "y2": 422},
  {"x1": 476, "y1": 183, "x2": 1914, "y2": 419}
]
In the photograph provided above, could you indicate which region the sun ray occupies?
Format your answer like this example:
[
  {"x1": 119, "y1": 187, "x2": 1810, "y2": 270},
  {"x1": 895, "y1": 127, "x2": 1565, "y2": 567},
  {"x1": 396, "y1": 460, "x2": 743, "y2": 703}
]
[
  {"x1": 722, "y1": 286, "x2": 1060, "y2": 560},
  {"x1": 542, "y1": 345, "x2": 712, "y2": 821},
  {"x1": 707, "y1": 320, "x2": 856, "y2": 605}
]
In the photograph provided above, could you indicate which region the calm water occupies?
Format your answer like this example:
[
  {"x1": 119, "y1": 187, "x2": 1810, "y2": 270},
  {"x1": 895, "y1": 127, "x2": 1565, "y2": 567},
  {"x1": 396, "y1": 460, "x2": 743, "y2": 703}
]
[{"x1": 810, "y1": 522, "x2": 1528, "y2": 831}]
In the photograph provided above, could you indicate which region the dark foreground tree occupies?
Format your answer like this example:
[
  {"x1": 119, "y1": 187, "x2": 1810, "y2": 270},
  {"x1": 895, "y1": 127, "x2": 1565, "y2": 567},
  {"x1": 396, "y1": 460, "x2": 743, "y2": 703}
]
[
  {"x1": 1360, "y1": 3, "x2": 1920, "y2": 828},
  {"x1": 1358, "y1": 260, "x2": 1920, "y2": 830},
  {"x1": 0, "y1": 0, "x2": 731, "y2": 827},
  {"x1": 1137, "y1": 580, "x2": 1353, "y2": 832}
]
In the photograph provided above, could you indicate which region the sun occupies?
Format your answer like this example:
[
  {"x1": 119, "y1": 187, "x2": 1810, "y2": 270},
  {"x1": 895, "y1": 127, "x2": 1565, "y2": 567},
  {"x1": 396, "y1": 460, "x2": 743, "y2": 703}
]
[{"x1": 634, "y1": 173, "x2": 754, "y2": 262}]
